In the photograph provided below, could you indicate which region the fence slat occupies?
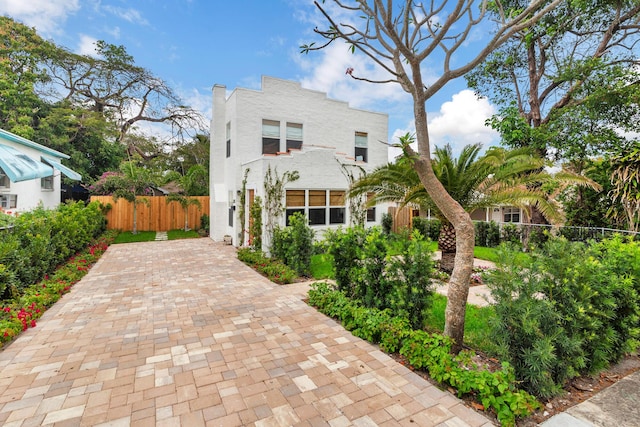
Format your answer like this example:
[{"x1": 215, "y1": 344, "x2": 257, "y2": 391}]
[{"x1": 90, "y1": 196, "x2": 210, "y2": 232}]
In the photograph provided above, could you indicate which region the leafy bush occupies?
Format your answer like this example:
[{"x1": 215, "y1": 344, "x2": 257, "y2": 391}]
[
  {"x1": 0, "y1": 202, "x2": 105, "y2": 298},
  {"x1": 355, "y1": 227, "x2": 390, "y2": 309},
  {"x1": 412, "y1": 217, "x2": 441, "y2": 241},
  {"x1": 325, "y1": 226, "x2": 369, "y2": 294},
  {"x1": 381, "y1": 212, "x2": 393, "y2": 234},
  {"x1": 308, "y1": 282, "x2": 540, "y2": 426},
  {"x1": 501, "y1": 223, "x2": 522, "y2": 246},
  {"x1": 475, "y1": 220, "x2": 489, "y2": 246},
  {"x1": 486, "y1": 237, "x2": 640, "y2": 398},
  {"x1": 199, "y1": 213, "x2": 210, "y2": 235},
  {"x1": 236, "y1": 247, "x2": 297, "y2": 284},
  {"x1": 249, "y1": 196, "x2": 262, "y2": 250},
  {"x1": 271, "y1": 212, "x2": 314, "y2": 276},
  {"x1": 486, "y1": 221, "x2": 501, "y2": 247}
]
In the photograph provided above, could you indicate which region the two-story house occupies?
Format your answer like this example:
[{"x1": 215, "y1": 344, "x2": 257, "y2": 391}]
[
  {"x1": 210, "y1": 76, "x2": 389, "y2": 248},
  {"x1": 0, "y1": 128, "x2": 81, "y2": 212}
]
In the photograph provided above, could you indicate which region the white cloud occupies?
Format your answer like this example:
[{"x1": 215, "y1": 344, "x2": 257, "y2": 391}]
[
  {"x1": 0, "y1": 0, "x2": 80, "y2": 34},
  {"x1": 428, "y1": 90, "x2": 499, "y2": 152},
  {"x1": 76, "y1": 34, "x2": 99, "y2": 56},
  {"x1": 102, "y1": 5, "x2": 148, "y2": 26},
  {"x1": 388, "y1": 90, "x2": 499, "y2": 161},
  {"x1": 296, "y1": 42, "x2": 409, "y2": 110}
]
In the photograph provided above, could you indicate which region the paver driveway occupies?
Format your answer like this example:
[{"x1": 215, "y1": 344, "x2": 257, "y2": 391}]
[{"x1": 0, "y1": 239, "x2": 493, "y2": 426}]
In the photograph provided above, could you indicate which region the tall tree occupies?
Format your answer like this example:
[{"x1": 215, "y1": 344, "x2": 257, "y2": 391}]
[
  {"x1": 304, "y1": 0, "x2": 560, "y2": 351},
  {"x1": 42, "y1": 41, "x2": 206, "y2": 160},
  {"x1": 0, "y1": 16, "x2": 52, "y2": 139},
  {"x1": 467, "y1": 1, "x2": 640, "y2": 163},
  {"x1": 608, "y1": 142, "x2": 640, "y2": 232}
]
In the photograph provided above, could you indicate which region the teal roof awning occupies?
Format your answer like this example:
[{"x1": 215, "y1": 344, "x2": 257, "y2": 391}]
[
  {"x1": 0, "y1": 143, "x2": 53, "y2": 182},
  {"x1": 42, "y1": 157, "x2": 82, "y2": 181}
]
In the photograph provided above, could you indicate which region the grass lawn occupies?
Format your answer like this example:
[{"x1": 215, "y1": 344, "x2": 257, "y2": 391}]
[
  {"x1": 167, "y1": 229, "x2": 201, "y2": 240},
  {"x1": 474, "y1": 246, "x2": 531, "y2": 265},
  {"x1": 113, "y1": 229, "x2": 201, "y2": 244},
  {"x1": 113, "y1": 231, "x2": 156, "y2": 244},
  {"x1": 310, "y1": 253, "x2": 335, "y2": 279},
  {"x1": 425, "y1": 293, "x2": 497, "y2": 355}
]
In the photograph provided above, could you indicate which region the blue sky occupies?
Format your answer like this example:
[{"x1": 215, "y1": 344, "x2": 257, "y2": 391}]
[{"x1": 1, "y1": 0, "x2": 500, "y2": 160}]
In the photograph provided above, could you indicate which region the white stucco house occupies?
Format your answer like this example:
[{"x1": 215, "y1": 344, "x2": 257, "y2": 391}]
[
  {"x1": 210, "y1": 76, "x2": 390, "y2": 248},
  {"x1": 0, "y1": 128, "x2": 81, "y2": 213}
]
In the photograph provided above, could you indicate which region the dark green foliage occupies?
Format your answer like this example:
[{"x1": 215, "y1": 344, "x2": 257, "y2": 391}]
[
  {"x1": 486, "y1": 221, "x2": 501, "y2": 247},
  {"x1": 356, "y1": 227, "x2": 390, "y2": 309},
  {"x1": 486, "y1": 237, "x2": 640, "y2": 398},
  {"x1": 325, "y1": 226, "x2": 369, "y2": 294},
  {"x1": 271, "y1": 212, "x2": 314, "y2": 276},
  {"x1": 386, "y1": 229, "x2": 435, "y2": 329},
  {"x1": 381, "y1": 212, "x2": 393, "y2": 234},
  {"x1": 0, "y1": 202, "x2": 105, "y2": 298},
  {"x1": 249, "y1": 196, "x2": 262, "y2": 251},
  {"x1": 412, "y1": 217, "x2": 441, "y2": 241},
  {"x1": 308, "y1": 282, "x2": 541, "y2": 426},
  {"x1": 199, "y1": 214, "x2": 210, "y2": 235},
  {"x1": 475, "y1": 221, "x2": 489, "y2": 246},
  {"x1": 236, "y1": 248, "x2": 297, "y2": 284},
  {"x1": 500, "y1": 223, "x2": 522, "y2": 246}
]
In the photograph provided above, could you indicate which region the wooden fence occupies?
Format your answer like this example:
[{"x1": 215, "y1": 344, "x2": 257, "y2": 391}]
[
  {"x1": 90, "y1": 196, "x2": 210, "y2": 232},
  {"x1": 387, "y1": 206, "x2": 420, "y2": 233}
]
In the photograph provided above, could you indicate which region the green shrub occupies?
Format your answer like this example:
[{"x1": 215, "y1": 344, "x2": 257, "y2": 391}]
[
  {"x1": 475, "y1": 221, "x2": 489, "y2": 246},
  {"x1": 486, "y1": 237, "x2": 640, "y2": 398},
  {"x1": 271, "y1": 212, "x2": 314, "y2": 276},
  {"x1": 200, "y1": 213, "x2": 210, "y2": 235},
  {"x1": 237, "y1": 247, "x2": 297, "y2": 284},
  {"x1": 381, "y1": 212, "x2": 393, "y2": 234},
  {"x1": 486, "y1": 221, "x2": 501, "y2": 247},
  {"x1": 356, "y1": 227, "x2": 390, "y2": 309},
  {"x1": 412, "y1": 217, "x2": 441, "y2": 241},
  {"x1": 386, "y1": 229, "x2": 435, "y2": 329},
  {"x1": 249, "y1": 196, "x2": 262, "y2": 250},
  {"x1": 325, "y1": 226, "x2": 369, "y2": 294},
  {"x1": 501, "y1": 223, "x2": 522, "y2": 246}
]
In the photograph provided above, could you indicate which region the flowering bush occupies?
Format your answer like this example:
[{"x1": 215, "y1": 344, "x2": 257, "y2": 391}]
[
  {"x1": 237, "y1": 247, "x2": 297, "y2": 284},
  {"x1": 0, "y1": 233, "x2": 114, "y2": 348}
]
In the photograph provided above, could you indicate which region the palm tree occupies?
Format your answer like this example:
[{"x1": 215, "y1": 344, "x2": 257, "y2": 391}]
[
  {"x1": 166, "y1": 194, "x2": 202, "y2": 231},
  {"x1": 350, "y1": 135, "x2": 598, "y2": 272}
]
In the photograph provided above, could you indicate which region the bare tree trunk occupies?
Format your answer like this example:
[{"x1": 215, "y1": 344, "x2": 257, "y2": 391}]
[{"x1": 411, "y1": 95, "x2": 474, "y2": 353}]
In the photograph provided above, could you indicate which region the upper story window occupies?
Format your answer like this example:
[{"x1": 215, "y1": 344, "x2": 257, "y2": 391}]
[
  {"x1": 262, "y1": 119, "x2": 280, "y2": 154},
  {"x1": 503, "y1": 207, "x2": 520, "y2": 223},
  {"x1": 226, "y1": 121, "x2": 231, "y2": 158},
  {"x1": 41, "y1": 175, "x2": 54, "y2": 190},
  {"x1": 355, "y1": 131, "x2": 368, "y2": 162},
  {"x1": 286, "y1": 122, "x2": 303, "y2": 151},
  {"x1": 0, "y1": 168, "x2": 9, "y2": 189}
]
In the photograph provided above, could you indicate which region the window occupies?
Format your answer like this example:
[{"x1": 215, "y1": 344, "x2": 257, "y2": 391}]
[
  {"x1": 0, "y1": 194, "x2": 17, "y2": 209},
  {"x1": 503, "y1": 207, "x2": 520, "y2": 223},
  {"x1": 0, "y1": 168, "x2": 9, "y2": 189},
  {"x1": 285, "y1": 189, "x2": 347, "y2": 226},
  {"x1": 262, "y1": 119, "x2": 280, "y2": 154},
  {"x1": 41, "y1": 175, "x2": 54, "y2": 190},
  {"x1": 226, "y1": 122, "x2": 231, "y2": 158},
  {"x1": 286, "y1": 122, "x2": 303, "y2": 151},
  {"x1": 366, "y1": 192, "x2": 376, "y2": 222},
  {"x1": 355, "y1": 131, "x2": 368, "y2": 162},
  {"x1": 308, "y1": 190, "x2": 326, "y2": 225},
  {"x1": 329, "y1": 190, "x2": 345, "y2": 224}
]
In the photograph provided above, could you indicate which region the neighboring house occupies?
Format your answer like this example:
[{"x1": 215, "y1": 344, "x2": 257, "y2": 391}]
[
  {"x1": 0, "y1": 128, "x2": 81, "y2": 212},
  {"x1": 210, "y1": 76, "x2": 389, "y2": 248},
  {"x1": 470, "y1": 206, "x2": 524, "y2": 223}
]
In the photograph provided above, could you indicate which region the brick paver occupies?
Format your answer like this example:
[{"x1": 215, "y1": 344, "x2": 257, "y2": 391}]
[{"x1": 0, "y1": 240, "x2": 494, "y2": 426}]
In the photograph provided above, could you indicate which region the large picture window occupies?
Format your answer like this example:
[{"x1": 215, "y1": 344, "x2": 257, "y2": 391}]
[
  {"x1": 286, "y1": 122, "x2": 303, "y2": 151},
  {"x1": 262, "y1": 119, "x2": 280, "y2": 154},
  {"x1": 285, "y1": 189, "x2": 347, "y2": 226},
  {"x1": 355, "y1": 131, "x2": 368, "y2": 162}
]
